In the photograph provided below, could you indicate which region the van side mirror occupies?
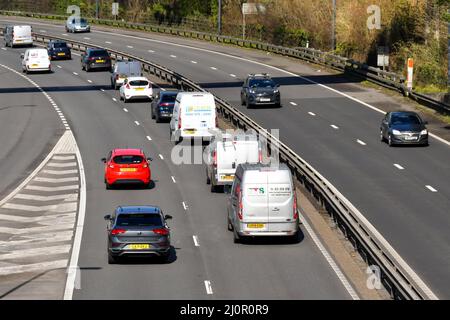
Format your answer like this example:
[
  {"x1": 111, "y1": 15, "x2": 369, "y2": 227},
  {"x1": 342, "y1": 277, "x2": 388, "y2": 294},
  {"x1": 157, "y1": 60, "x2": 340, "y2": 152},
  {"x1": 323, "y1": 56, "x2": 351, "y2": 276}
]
[
  {"x1": 20, "y1": 53, "x2": 24, "y2": 59},
  {"x1": 104, "y1": 214, "x2": 111, "y2": 220},
  {"x1": 165, "y1": 215, "x2": 173, "y2": 220},
  {"x1": 101, "y1": 158, "x2": 107, "y2": 163},
  {"x1": 147, "y1": 157, "x2": 153, "y2": 162}
]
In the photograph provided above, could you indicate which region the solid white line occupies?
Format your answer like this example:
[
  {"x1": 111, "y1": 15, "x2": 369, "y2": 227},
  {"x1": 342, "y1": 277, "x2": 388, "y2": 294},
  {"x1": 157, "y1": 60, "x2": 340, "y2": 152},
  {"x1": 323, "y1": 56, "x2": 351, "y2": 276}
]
[
  {"x1": 47, "y1": 162, "x2": 77, "y2": 168},
  {"x1": 25, "y1": 185, "x2": 79, "y2": 192},
  {"x1": 192, "y1": 235, "x2": 200, "y2": 247},
  {"x1": 290, "y1": 102, "x2": 297, "y2": 106},
  {"x1": 357, "y1": 139, "x2": 367, "y2": 146},
  {"x1": 0, "y1": 260, "x2": 68, "y2": 276},
  {"x1": 123, "y1": 108, "x2": 128, "y2": 112},
  {"x1": 393, "y1": 164, "x2": 404, "y2": 170},
  {"x1": 171, "y1": 176, "x2": 176, "y2": 183},
  {"x1": 0, "y1": 244, "x2": 71, "y2": 260},
  {"x1": 134, "y1": 121, "x2": 140, "y2": 126},
  {"x1": 182, "y1": 202, "x2": 188, "y2": 210},
  {"x1": 14, "y1": 193, "x2": 78, "y2": 201},
  {"x1": 43, "y1": 169, "x2": 78, "y2": 175},
  {"x1": 300, "y1": 213, "x2": 360, "y2": 299},
  {"x1": 64, "y1": 135, "x2": 87, "y2": 300},
  {"x1": 426, "y1": 185, "x2": 438, "y2": 192},
  {"x1": 331, "y1": 125, "x2": 339, "y2": 129},
  {"x1": 146, "y1": 135, "x2": 152, "y2": 141},
  {"x1": 191, "y1": 60, "x2": 197, "y2": 64},
  {"x1": 308, "y1": 112, "x2": 316, "y2": 116},
  {"x1": 87, "y1": 80, "x2": 92, "y2": 83},
  {"x1": 112, "y1": 98, "x2": 117, "y2": 102},
  {"x1": 204, "y1": 280, "x2": 213, "y2": 294},
  {"x1": 159, "y1": 154, "x2": 164, "y2": 160}
]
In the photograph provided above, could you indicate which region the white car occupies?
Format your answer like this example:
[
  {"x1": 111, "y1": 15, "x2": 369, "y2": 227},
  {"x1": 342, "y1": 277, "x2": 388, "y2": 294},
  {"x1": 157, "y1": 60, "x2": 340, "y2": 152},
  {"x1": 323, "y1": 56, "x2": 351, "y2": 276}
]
[
  {"x1": 119, "y1": 77, "x2": 153, "y2": 103},
  {"x1": 21, "y1": 48, "x2": 51, "y2": 73}
]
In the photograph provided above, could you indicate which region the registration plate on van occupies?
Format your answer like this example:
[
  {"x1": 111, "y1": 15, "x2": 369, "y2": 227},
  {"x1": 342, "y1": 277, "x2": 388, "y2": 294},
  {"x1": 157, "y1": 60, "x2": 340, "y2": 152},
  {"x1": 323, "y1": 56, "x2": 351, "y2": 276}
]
[
  {"x1": 184, "y1": 129, "x2": 196, "y2": 134},
  {"x1": 221, "y1": 174, "x2": 234, "y2": 181},
  {"x1": 247, "y1": 224, "x2": 265, "y2": 229}
]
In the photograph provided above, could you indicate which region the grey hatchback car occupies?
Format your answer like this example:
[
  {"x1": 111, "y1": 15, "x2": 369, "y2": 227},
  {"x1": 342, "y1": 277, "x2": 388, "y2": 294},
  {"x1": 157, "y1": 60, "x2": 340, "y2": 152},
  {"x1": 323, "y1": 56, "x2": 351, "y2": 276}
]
[
  {"x1": 241, "y1": 73, "x2": 281, "y2": 108},
  {"x1": 104, "y1": 206, "x2": 173, "y2": 264}
]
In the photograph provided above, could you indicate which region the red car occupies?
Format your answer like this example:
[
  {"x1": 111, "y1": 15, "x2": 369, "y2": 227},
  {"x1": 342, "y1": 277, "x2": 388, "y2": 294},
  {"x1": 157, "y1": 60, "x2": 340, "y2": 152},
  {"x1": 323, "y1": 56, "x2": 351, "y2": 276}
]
[{"x1": 102, "y1": 149, "x2": 152, "y2": 189}]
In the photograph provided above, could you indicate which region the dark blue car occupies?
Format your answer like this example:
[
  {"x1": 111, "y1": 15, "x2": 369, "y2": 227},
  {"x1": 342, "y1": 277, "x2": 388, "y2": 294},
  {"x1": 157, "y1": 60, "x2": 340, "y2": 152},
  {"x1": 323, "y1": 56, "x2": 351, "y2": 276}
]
[
  {"x1": 47, "y1": 40, "x2": 71, "y2": 60},
  {"x1": 151, "y1": 90, "x2": 178, "y2": 123},
  {"x1": 380, "y1": 111, "x2": 429, "y2": 146}
]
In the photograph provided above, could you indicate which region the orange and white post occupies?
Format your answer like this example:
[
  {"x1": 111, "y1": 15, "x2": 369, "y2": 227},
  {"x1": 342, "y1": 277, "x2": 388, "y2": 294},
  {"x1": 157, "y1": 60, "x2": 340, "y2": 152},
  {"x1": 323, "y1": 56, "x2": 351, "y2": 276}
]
[{"x1": 406, "y1": 58, "x2": 414, "y2": 92}]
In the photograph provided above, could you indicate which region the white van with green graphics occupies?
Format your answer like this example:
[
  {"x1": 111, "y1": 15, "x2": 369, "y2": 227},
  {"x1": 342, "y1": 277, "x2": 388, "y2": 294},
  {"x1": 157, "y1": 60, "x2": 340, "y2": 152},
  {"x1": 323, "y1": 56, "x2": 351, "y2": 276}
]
[{"x1": 227, "y1": 163, "x2": 299, "y2": 243}]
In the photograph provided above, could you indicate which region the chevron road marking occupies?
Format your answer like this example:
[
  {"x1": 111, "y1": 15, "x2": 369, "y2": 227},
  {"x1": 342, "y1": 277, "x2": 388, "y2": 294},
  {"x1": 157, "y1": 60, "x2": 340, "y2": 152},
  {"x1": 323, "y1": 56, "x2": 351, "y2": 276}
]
[
  {"x1": 0, "y1": 223, "x2": 74, "y2": 235},
  {"x1": 25, "y1": 185, "x2": 79, "y2": 192},
  {"x1": 47, "y1": 162, "x2": 77, "y2": 168},
  {"x1": 42, "y1": 169, "x2": 78, "y2": 175},
  {"x1": 34, "y1": 176, "x2": 79, "y2": 183},
  {"x1": 13, "y1": 193, "x2": 78, "y2": 202},
  {"x1": 0, "y1": 260, "x2": 68, "y2": 276},
  {"x1": 0, "y1": 244, "x2": 71, "y2": 260},
  {"x1": 2, "y1": 202, "x2": 77, "y2": 212}
]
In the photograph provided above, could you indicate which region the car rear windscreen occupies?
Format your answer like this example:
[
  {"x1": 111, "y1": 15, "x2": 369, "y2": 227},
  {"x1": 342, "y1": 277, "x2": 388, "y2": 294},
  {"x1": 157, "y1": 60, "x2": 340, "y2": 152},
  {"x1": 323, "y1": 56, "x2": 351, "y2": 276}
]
[
  {"x1": 89, "y1": 50, "x2": 109, "y2": 57},
  {"x1": 161, "y1": 94, "x2": 177, "y2": 102},
  {"x1": 113, "y1": 155, "x2": 143, "y2": 164},
  {"x1": 53, "y1": 42, "x2": 67, "y2": 48},
  {"x1": 116, "y1": 213, "x2": 163, "y2": 227},
  {"x1": 129, "y1": 80, "x2": 149, "y2": 86}
]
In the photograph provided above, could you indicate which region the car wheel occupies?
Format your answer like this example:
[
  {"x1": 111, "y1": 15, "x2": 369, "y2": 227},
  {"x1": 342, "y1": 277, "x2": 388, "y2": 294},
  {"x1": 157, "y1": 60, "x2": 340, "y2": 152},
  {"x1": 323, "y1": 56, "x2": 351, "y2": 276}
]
[
  {"x1": 388, "y1": 134, "x2": 394, "y2": 147},
  {"x1": 210, "y1": 181, "x2": 217, "y2": 193},
  {"x1": 241, "y1": 95, "x2": 245, "y2": 106},
  {"x1": 155, "y1": 115, "x2": 161, "y2": 123},
  {"x1": 106, "y1": 182, "x2": 112, "y2": 190},
  {"x1": 123, "y1": 97, "x2": 128, "y2": 103},
  {"x1": 380, "y1": 130, "x2": 385, "y2": 142},
  {"x1": 159, "y1": 252, "x2": 170, "y2": 263},
  {"x1": 246, "y1": 100, "x2": 252, "y2": 109},
  {"x1": 206, "y1": 172, "x2": 211, "y2": 185},
  {"x1": 233, "y1": 228, "x2": 240, "y2": 243},
  {"x1": 151, "y1": 108, "x2": 155, "y2": 119},
  {"x1": 81, "y1": 64, "x2": 85, "y2": 71},
  {"x1": 108, "y1": 252, "x2": 118, "y2": 264},
  {"x1": 227, "y1": 216, "x2": 233, "y2": 231},
  {"x1": 86, "y1": 65, "x2": 90, "y2": 72}
]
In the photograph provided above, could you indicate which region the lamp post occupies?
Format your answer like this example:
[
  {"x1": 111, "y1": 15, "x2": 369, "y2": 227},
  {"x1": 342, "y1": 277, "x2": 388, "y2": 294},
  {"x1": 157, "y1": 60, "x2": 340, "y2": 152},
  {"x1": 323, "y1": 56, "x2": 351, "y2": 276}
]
[
  {"x1": 331, "y1": 0, "x2": 336, "y2": 51},
  {"x1": 218, "y1": 0, "x2": 222, "y2": 35},
  {"x1": 96, "y1": 0, "x2": 99, "y2": 19}
]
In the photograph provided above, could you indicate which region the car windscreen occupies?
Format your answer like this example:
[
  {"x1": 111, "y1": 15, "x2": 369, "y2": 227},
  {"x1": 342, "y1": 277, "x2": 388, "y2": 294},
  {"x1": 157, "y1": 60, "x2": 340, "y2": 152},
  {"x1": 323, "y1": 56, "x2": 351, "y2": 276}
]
[
  {"x1": 129, "y1": 80, "x2": 149, "y2": 87},
  {"x1": 391, "y1": 114, "x2": 421, "y2": 125},
  {"x1": 116, "y1": 213, "x2": 163, "y2": 227},
  {"x1": 161, "y1": 94, "x2": 177, "y2": 102},
  {"x1": 249, "y1": 79, "x2": 275, "y2": 88},
  {"x1": 89, "y1": 50, "x2": 109, "y2": 57},
  {"x1": 53, "y1": 42, "x2": 67, "y2": 48},
  {"x1": 79, "y1": 18, "x2": 88, "y2": 25},
  {"x1": 113, "y1": 155, "x2": 143, "y2": 164}
]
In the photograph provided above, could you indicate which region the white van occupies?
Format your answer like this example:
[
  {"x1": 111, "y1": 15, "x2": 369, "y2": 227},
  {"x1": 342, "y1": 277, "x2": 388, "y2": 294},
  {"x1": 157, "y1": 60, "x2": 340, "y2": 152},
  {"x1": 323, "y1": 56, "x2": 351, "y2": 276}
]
[
  {"x1": 21, "y1": 48, "x2": 51, "y2": 73},
  {"x1": 170, "y1": 92, "x2": 217, "y2": 143},
  {"x1": 4, "y1": 25, "x2": 33, "y2": 48},
  {"x1": 227, "y1": 163, "x2": 299, "y2": 243},
  {"x1": 205, "y1": 131, "x2": 261, "y2": 192}
]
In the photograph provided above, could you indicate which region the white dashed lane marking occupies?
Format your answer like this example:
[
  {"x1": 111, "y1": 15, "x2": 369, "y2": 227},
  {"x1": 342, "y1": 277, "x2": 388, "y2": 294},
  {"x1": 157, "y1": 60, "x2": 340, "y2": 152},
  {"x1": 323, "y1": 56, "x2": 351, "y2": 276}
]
[
  {"x1": 148, "y1": 50, "x2": 155, "y2": 53},
  {"x1": 192, "y1": 235, "x2": 200, "y2": 247},
  {"x1": 426, "y1": 185, "x2": 438, "y2": 192},
  {"x1": 331, "y1": 125, "x2": 339, "y2": 129},
  {"x1": 191, "y1": 60, "x2": 197, "y2": 64},
  {"x1": 1, "y1": 48, "x2": 7, "y2": 51},
  {"x1": 210, "y1": 67, "x2": 217, "y2": 70},
  {"x1": 146, "y1": 135, "x2": 152, "y2": 141},
  {"x1": 170, "y1": 55, "x2": 177, "y2": 58},
  {"x1": 72, "y1": 72, "x2": 78, "y2": 76},
  {"x1": 127, "y1": 45, "x2": 133, "y2": 49},
  {"x1": 87, "y1": 80, "x2": 92, "y2": 83},
  {"x1": 357, "y1": 139, "x2": 367, "y2": 146},
  {"x1": 290, "y1": 102, "x2": 297, "y2": 106},
  {"x1": 230, "y1": 74, "x2": 236, "y2": 78},
  {"x1": 308, "y1": 112, "x2": 316, "y2": 116},
  {"x1": 134, "y1": 121, "x2": 140, "y2": 126},
  {"x1": 204, "y1": 280, "x2": 213, "y2": 295},
  {"x1": 182, "y1": 202, "x2": 188, "y2": 210},
  {"x1": 123, "y1": 108, "x2": 128, "y2": 112},
  {"x1": 394, "y1": 164, "x2": 404, "y2": 170},
  {"x1": 105, "y1": 41, "x2": 112, "y2": 44},
  {"x1": 57, "y1": 65, "x2": 62, "y2": 69},
  {"x1": 171, "y1": 176, "x2": 176, "y2": 183},
  {"x1": 159, "y1": 154, "x2": 164, "y2": 160},
  {"x1": 112, "y1": 98, "x2": 117, "y2": 102}
]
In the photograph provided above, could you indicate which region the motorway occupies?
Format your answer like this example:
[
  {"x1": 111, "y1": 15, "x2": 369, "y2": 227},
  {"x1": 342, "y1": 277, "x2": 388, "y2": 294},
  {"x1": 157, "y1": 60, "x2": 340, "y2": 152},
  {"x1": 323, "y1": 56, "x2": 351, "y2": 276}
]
[{"x1": 0, "y1": 40, "x2": 354, "y2": 299}]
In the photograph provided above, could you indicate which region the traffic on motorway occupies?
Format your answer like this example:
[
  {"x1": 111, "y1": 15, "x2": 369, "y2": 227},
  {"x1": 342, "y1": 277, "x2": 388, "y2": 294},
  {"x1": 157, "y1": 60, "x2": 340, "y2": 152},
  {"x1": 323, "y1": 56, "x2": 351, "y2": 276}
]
[{"x1": 1, "y1": 19, "x2": 447, "y2": 302}]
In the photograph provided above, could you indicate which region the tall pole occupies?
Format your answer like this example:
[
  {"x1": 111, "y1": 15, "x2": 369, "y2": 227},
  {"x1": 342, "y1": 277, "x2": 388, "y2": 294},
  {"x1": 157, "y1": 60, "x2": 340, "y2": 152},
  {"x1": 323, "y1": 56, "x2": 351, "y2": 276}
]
[
  {"x1": 96, "y1": 0, "x2": 99, "y2": 19},
  {"x1": 331, "y1": 0, "x2": 336, "y2": 51},
  {"x1": 218, "y1": 0, "x2": 222, "y2": 35}
]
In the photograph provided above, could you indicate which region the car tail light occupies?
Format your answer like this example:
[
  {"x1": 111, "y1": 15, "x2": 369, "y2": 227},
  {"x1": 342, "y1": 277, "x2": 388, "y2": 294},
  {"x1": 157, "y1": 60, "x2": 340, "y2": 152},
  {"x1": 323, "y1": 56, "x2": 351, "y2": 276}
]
[
  {"x1": 143, "y1": 163, "x2": 148, "y2": 168},
  {"x1": 153, "y1": 228, "x2": 169, "y2": 236},
  {"x1": 293, "y1": 196, "x2": 298, "y2": 220},
  {"x1": 258, "y1": 149, "x2": 262, "y2": 162},
  {"x1": 160, "y1": 103, "x2": 170, "y2": 107},
  {"x1": 237, "y1": 187, "x2": 243, "y2": 220},
  {"x1": 88, "y1": 57, "x2": 95, "y2": 61},
  {"x1": 111, "y1": 228, "x2": 126, "y2": 235},
  {"x1": 125, "y1": 84, "x2": 130, "y2": 89},
  {"x1": 178, "y1": 112, "x2": 182, "y2": 129},
  {"x1": 148, "y1": 83, "x2": 152, "y2": 89},
  {"x1": 213, "y1": 150, "x2": 217, "y2": 168}
]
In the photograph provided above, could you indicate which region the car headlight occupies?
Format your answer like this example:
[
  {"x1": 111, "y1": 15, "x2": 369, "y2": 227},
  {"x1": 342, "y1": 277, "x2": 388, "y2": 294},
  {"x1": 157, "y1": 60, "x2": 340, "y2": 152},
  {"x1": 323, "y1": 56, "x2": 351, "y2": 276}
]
[
  {"x1": 249, "y1": 89, "x2": 256, "y2": 94},
  {"x1": 274, "y1": 89, "x2": 279, "y2": 93},
  {"x1": 420, "y1": 129, "x2": 428, "y2": 135},
  {"x1": 392, "y1": 129, "x2": 401, "y2": 135}
]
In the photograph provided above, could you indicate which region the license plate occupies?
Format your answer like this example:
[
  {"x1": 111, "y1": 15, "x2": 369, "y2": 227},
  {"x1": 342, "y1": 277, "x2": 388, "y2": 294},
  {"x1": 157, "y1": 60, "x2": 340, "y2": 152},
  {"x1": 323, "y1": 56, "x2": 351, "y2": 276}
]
[
  {"x1": 31, "y1": 64, "x2": 38, "y2": 67},
  {"x1": 221, "y1": 175, "x2": 234, "y2": 181},
  {"x1": 404, "y1": 136, "x2": 416, "y2": 140},
  {"x1": 120, "y1": 168, "x2": 137, "y2": 172},
  {"x1": 57, "y1": 53, "x2": 65, "y2": 56},
  {"x1": 128, "y1": 244, "x2": 150, "y2": 250},
  {"x1": 96, "y1": 59, "x2": 105, "y2": 63},
  {"x1": 135, "y1": 88, "x2": 144, "y2": 91},
  {"x1": 184, "y1": 129, "x2": 196, "y2": 134},
  {"x1": 260, "y1": 98, "x2": 270, "y2": 102},
  {"x1": 247, "y1": 223, "x2": 265, "y2": 229}
]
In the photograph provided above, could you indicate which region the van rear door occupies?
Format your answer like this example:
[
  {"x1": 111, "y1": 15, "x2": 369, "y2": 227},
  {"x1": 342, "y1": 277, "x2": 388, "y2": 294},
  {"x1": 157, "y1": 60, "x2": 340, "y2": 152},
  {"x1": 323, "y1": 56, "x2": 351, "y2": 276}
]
[
  {"x1": 216, "y1": 141, "x2": 237, "y2": 182},
  {"x1": 242, "y1": 171, "x2": 269, "y2": 231},
  {"x1": 13, "y1": 26, "x2": 32, "y2": 43},
  {"x1": 182, "y1": 98, "x2": 215, "y2": 133},
  {"x1": 266, "y1": 170, "x2": 294, "y2": 231}
]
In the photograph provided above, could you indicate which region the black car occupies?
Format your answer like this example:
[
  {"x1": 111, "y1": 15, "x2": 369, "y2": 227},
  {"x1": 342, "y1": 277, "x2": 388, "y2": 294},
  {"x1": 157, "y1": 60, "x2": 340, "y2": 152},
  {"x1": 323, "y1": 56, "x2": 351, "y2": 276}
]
[
  {"x1": 81, "y1": 48, "x2": 111, "y2": 72},
  {"x1": 47, "y1": 40, "x2": 71, "y2": 60},
  {"x1": 240, "y1": 73, "x2": 281, "y2": 108},
  {"x1": 104, "y1": 206, "x2": 173, "y2": 264},
  {"x1": 380, "y1": 111, "x2": 429, "y2": 146},
  {"x1": 151, "y1": 90, "x2": 178, "y2": 123}
]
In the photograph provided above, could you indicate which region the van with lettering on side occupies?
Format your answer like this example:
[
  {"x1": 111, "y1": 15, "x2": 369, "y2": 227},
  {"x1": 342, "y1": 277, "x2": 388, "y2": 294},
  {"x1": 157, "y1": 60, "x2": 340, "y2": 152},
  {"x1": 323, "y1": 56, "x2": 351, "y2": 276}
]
[
  {"x1": 227, "y1": 163, "x2": 299, "y2": 243},
  {"x1": 169, "y1": 92, "x2": 217, "y2": 144}
]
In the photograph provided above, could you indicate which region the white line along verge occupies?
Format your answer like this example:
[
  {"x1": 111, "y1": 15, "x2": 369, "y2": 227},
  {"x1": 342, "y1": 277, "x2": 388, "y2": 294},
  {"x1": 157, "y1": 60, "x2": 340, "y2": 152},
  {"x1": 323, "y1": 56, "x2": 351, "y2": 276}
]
[
  {"x1": 357, "y1": 139, "x2": 367, "y2": 146},
  {"x1": 394, "y1": 164, "x2": 405, "y2": 170},
  {"x1": 426, "y1": 185, "x2": 438, "y2": 192},
  {"x1": 204, "y1": 280, "x2": 213, "y2": 294},
  {"x1": 331, "y1": 125, "x2": 339, "y2": 129},
  {"x1": 192, "y1": 235, "x2": 200, "y2": 247},
  {"x1": 0, "y1": 63, "x2": 86, "y2": 300}
]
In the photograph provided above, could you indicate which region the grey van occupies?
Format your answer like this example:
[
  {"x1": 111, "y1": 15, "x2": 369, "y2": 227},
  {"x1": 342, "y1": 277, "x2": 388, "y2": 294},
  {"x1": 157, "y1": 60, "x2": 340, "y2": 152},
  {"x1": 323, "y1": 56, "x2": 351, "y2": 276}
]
[
  {"x1": 111, "y1": 60, "x2": 142, "y2": 89},
  {"x1": 227, "y1": 163, "x2": 299, "y2": 243}
]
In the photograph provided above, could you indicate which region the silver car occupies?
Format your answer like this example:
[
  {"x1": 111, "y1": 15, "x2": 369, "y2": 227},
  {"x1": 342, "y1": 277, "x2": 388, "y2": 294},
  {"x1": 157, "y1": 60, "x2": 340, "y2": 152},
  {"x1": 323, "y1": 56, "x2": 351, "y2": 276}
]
[{"x1": 66, "y1": 17, "x2": 90, "y2": 33}]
